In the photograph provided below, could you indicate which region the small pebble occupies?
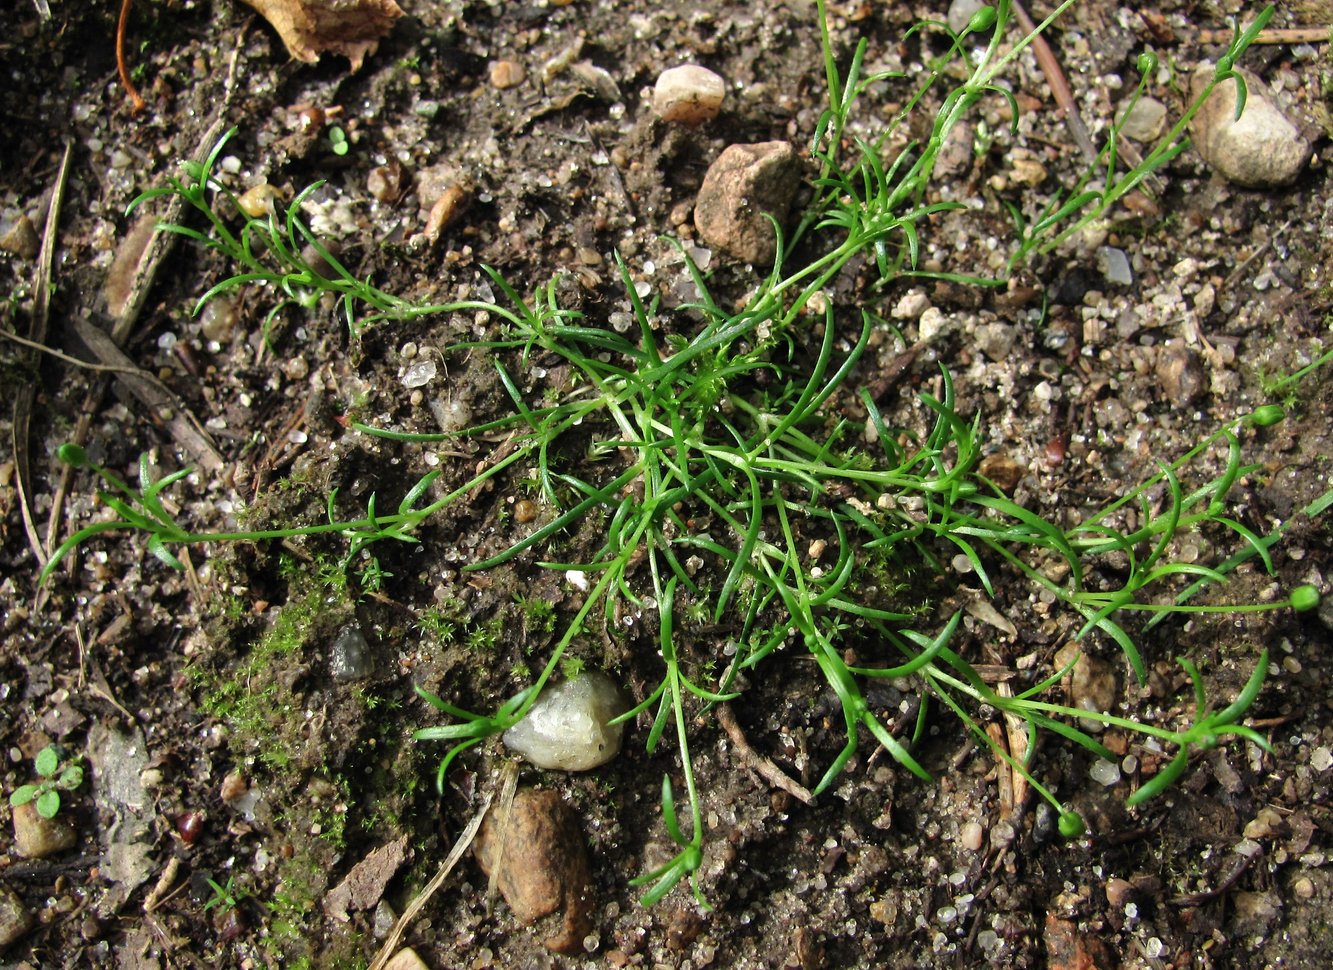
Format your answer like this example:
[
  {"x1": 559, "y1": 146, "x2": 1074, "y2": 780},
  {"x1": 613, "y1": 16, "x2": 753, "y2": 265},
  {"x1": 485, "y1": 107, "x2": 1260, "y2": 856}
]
[
  {"x1": 490, "y1": 59, "x2": 527, "y2": 90},
  {"x1": 694, "y1": 141, "x2": 802, "y2": 266},
  {"x1": 220, "y1": 771, "x2": 249, "y2": 803},
  {"x1": 383, "y1": 947, "x2": 431, "y2": 970},
  {"x1": 331, "y1": 626, "x2": 374, "y2": 682},
  {"x1": 0, "y1": 885, "x2": 34, "y2": 948},
  {"x1": 652, "y1": 65, "x2": 726, "y2": 125},
  {"x1": 1190, "y1": 66, "x2": 1311, "y2": 187},
  {"x1": 1089, "y1": 759, "x2": 1121, "y2": 786},
  {"x1": 503, "y1": 670, "x2": 627, "y2": 770},
  {"x1": 960, "y1": 820, "x2": 985, "y2": 851},
  {"x1": 1119, "y1": 96, "x2": 1167, "y2": 142},
  {"x1": 401, "y1": 359, "x2": 437, "y2": 389},
  {"x1": 514, "y1": 499, "x2": 538, "y2": 523},
  {"x1": 11, "y1": 801, "x2": 77, "y2": 858},
  {"x1": 200, "y1": 298, "x2": 241, "y2": 343},
  {"x1": 0, "y1": 213, "x2": 39, "y2": 259},
  {"x1": 368, "y1": 163, "x2": 404, "y2": 203},
  {"x1": 237, "y1": 183, "x2": 282, "y2": 219},
  {"x1": 474, "y1": 787, "x2": 594, "y2": 954},
  {"x1": 1105, "y1": 877, "x2": 1133, "y2": 909},
  {"x1": 1292, "y1": 876, "x2": 1315, "y2": 900}
]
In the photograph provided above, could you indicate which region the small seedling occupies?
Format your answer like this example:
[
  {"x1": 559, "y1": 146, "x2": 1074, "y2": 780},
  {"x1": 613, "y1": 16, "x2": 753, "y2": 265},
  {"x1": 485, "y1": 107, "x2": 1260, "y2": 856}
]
[
  {"x1": 9, "y1": 746, "x2": 84, "y2": 819},
  {"x1": 329, "y1": 126, "x2": 349, "y2": 157},
  {"x1": 203, "y1": 874, "x2": 244, "y2": 914}
]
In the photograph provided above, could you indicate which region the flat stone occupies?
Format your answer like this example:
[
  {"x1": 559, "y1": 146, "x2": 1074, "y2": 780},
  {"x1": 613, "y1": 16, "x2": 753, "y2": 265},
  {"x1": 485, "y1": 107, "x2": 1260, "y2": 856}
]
[
  {"x1": 474, "y1": 787, "x2": 593, "y2": 954},
  {"x1": 694, "y1": 142, "x2": 803, "y2": 267},
  {"x1": 1190, "y1": 67, "x2": 1311, "y2": 188},
  {"x1": 652, "y1": 65, "x2": 725, "y2": 125},
  {"x1": 12, "y1": 800, "x2": 77, "y2": 858}
]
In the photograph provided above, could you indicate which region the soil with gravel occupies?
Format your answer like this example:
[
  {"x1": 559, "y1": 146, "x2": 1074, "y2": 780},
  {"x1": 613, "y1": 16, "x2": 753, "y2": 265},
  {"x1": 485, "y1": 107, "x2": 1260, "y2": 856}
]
[{"x1": 3, "y1": 1, "x2": 1333, "y2": 968}]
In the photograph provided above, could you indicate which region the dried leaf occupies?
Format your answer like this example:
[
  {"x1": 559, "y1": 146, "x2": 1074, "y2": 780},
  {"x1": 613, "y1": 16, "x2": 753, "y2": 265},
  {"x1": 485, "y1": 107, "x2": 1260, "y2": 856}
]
[{"x1": 241, "y1": 0, "x2": 404, "y2": 71}]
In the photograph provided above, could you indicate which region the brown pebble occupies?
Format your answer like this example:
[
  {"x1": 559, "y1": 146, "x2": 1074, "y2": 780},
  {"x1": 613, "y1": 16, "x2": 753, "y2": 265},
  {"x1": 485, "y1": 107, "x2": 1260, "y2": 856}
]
[
  {"x1": 490, "y1": 59, "x2": 527, "y2": 90},
  {"x1": 220, "y1": 770, "x2": 248, "y2": 803},
  {"x1": 977, "y1": 453, "x2": 1025, "y2": 493},
  {"x1": 514, "y1": 499, "x2": 537, "y2": 523},
  {"x1": 694, "y1": 141, "x2": 803, "y2": 266},
  {"x1": 368, "y1": 161, "x2": 405, "y2": 203},
  {"x1": 1155, "y1": 342, "x2": 1206, "y2": 406},
  {"x1": 1105, "y1": 876, "x2": 1134, "y2": 909},
  {"x1": 425, "y1": 185, "x2": 468, "y2": 242},
  {"x1": 12, "y1": 801, "x2": 77, "y2": 859},
  {"x1": 474, "y1": 787, "x2": 593, "y2": 954},
  {"x1": 0, "y1": 213, "x2": 39, "y2": 259},
  {"x1": 237, "y1": 183, "x2": 282, "y2": 219},
  {"x1": 0, "y1": 885, "x2": 35, "y2": 948}
]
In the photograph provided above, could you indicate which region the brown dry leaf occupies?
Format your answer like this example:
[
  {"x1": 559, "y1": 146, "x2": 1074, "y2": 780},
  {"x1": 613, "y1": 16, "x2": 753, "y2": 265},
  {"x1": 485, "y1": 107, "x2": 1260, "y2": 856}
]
[{"x1": 240, "y1": 0, "x2": 404, "y2": 71}]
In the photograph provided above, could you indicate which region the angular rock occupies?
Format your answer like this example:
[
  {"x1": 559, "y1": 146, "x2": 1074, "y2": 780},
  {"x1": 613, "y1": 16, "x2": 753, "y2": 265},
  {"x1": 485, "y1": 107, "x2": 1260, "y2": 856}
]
[
  {"x1": 474, "y1": 787, "x2": 593, "y2": 954},
  {"x1": 503, "y1": 670, "x2": 627, "y2": 771},
  {"x1": 1190, "y1": 67, "x2": 1311, "y2": 188},
  {"x1": 694, "y1": 142, "x2": 803, "y2": 267},
  {"x1": 652, "y1": 65, "x2": 725, "y2": 125},
  {"x1": 0, "y1": 885, "x2": 34, "y2": 948},
  {"x1": 1156, "y1": 342, "x2": 1206, "y2": 407},
  {"x1": 12, "y1": 801, "x2": 77, "y2": 858}
]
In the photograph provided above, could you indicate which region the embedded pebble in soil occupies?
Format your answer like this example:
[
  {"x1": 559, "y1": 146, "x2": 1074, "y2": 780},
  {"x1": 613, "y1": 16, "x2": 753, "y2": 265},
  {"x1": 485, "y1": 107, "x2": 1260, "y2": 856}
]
[
  {"x1": 11, "y1": 801, "x2": 77, "y2": 858},
  {"x1": 1089, "y1": 759, "x2": 1121, "y2": 787},
  {"x1": 0, "y1": 885, "x2": 34, "y2": 948},
  {"x1": 1190, "y1": 66, "x2": 1311, "y2": 188},
  {"x1": 1119, "y1": 96, "x2": 1167, "y2": 142},
  {"x1": 331, "y1": 626, "x2": 373, "y2": 682},
  {"x1": 400, "y1": 359, "x2": 437, "y2": 388},
  {"x1": 0, "y1": 212, "x2": 39, "y2": 259},
  {"x1": 652, "y1": 65, "x2": 726, "y2": 125},
  {"x1": 1097, "y1": 246, "x2": 1132, "y2": 286},
  {"x1": 490, "y1": 59, "x2": 526, "y2": 90},
  {"x1": 960, "y1": 820, "x2": 985, "y2": 851},
  {"x1": 694, "y1": 142, "x2": 803, "y2": 266},
  {"x1": 1055, "y1": 643, "x2": 1119, "y2": 733},
  {"x1": 474, "y1": 787, "x2": 594, "y2": 954},
  {"x1": 503, "y1": 670, "x2": 627, "y2": 771}
]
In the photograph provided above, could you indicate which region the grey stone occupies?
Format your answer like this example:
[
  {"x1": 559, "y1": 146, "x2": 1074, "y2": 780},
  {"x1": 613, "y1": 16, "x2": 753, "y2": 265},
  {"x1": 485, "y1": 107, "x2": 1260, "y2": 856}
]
[
  {"x1": 694, "y1": 142, "x2": 803, "y2": 267},
  {"x1": 1119, "y1": 96, "x2": 1167, "y2": 142},
  {"x1": 331, "y1": 626, "x2": 373, "y2": 682}
]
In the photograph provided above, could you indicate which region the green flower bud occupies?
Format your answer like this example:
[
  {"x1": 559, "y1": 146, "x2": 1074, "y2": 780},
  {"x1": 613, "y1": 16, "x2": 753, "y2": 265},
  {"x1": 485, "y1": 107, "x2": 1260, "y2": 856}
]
[
  {"x1": 1248, "y1": 404, "x2": 1285, "y2": 428},
  {"x1": 1058, "y1": 810, "x2": 1086, "y2": 838},
  {"x1": 57, "y1": 443, "x2": 89, "y2": 468},
  {"x1": 1291, "y1": 585, "x2": 1321, "y2": 613},
  {"x1": 967, "y1": 5, "x2": 997, "y2": 34}
]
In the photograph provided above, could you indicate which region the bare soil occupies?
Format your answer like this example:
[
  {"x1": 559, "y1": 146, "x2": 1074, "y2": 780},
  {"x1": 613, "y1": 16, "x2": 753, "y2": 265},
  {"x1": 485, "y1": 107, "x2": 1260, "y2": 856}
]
[{"x1": 3, "y1": 2, "x2": 1333, "y2": 968}]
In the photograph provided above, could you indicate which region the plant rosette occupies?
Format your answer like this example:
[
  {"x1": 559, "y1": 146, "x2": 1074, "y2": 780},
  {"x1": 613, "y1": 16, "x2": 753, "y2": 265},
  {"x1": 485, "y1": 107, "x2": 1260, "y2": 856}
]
[{"x1": 9, "y1": 746, "x2": 85, "y2": 819}]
